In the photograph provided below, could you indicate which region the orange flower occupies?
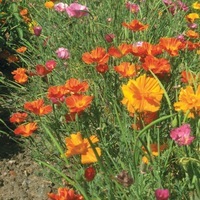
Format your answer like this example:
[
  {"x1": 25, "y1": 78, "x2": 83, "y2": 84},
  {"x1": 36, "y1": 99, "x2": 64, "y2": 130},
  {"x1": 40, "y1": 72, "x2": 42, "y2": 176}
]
[
  {"x1": 174, "y1": 85, "x2": 200, "y2": 118},
  {"x1": 186, "y1": 13, "x2": 199, "y2": 23},
  {"x1": 48, "y1": 187, "x2": 84, "y2": 200},
  {"x1": 122, "y1": 19, "x2": 149, "y2": 31},
  {"x1": 108, "y1": 43, "x2": 132, "y2": 58},
  {"x1": 16, "y1": 46, "x2": 27, "y2": 53},
  {"x1": 142, "y1": 143, "x2": 167, "y2": 164},
  {"x1": 65, "y1": 78, "x2": 89, "y2": 94},
  {"x1": 183, "y1": 41, "x2": 200, "y2": 50},
  {"x1": 7, "y1": 55, "x2": 19, "y2": 63},
  {"x1": 82, "y1": 47, "x2": 109, "y2": 65},
  {"x1": 11, "y1": 68, "x2": 28, "y2": 84},
  {"x1": 130, "y1": 42, "x2": 162, "y2": 58},
  {"x1": 35, "y1": 64, "x2": 51, "y2": 76},
  {"x1": 114, "y1": 62, "x2": 138, "y2": 78},
  {"x1": 65, "y1": 132, "x2": 101, "y2": 164},
  {"x1": 47, "y1": 85, "x2": 69, "y2": 104},
  {"x1": 121, "y1": 74, "x2": 164, "y2": 113},
  {"x1": 181, "y1": 70, "x2": 199, "y2": 84},
  {"x1": 44, "y1": 1, "x2": 54, "y2": 9},
  {"x1": 14, "y1": 122, "x2": 38, "y2": 137},
  {"x1": 186, "y1": 30, "x2": 199, "y2": 39},
  {"x1": 24, "y1": 99, "x2": 52, "y2": 115},
  {"x1": 10, "y1": 112, "x2": 28, "y2": 124},
  {"x1": 159, "y1": 37, "x2": 184, "y2": 56},
  {"x1": 19, "y1": 8, "x2": 28, "y2": 16},
  {"x1": 142, "y1": 55, "x2": 171, "y2": 75},
  {"x1": 65, "y1": 95, "x2": 93, "y2": 113}
]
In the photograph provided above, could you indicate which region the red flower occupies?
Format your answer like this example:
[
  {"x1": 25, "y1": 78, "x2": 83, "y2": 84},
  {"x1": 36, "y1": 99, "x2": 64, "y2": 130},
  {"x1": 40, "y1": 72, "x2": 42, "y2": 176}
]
[
  {"x1": 48, "y1": 187, "x2": 84, "y2": 200},
  {"x1": 96, "y1": 64, "x2": 109, "y2": 73},
  {"x1": 36, "y1": 64, "x2": 51, "y2": 76},
  {"x1": 65, "y1": 95, "x2": 93, "y2": 113},
  {"x1": 84, "y1": 166, "x2": 96, "y2": 181},
  {"x1": 122, "y1": 19, "x2": 148, "y2": 31},
  {"x1": 24, "y1": 99, "x2": 52, "y2": 115},
  {"x1": 9, "y1": 112, "x2": 28, "y2": 123},
  {"x1": 14, "y1": 122, "x2": 38, "y2": 137},
  {"x1": 45, "y1": 59, "x2": 57, "y2": 71},
  {"x1": 82, "y1": 47, "x2": 109, "y2": 65}
]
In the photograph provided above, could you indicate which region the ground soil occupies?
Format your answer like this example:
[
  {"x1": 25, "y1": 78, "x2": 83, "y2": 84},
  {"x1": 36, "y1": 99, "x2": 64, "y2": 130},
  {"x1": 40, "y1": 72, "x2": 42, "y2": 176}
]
[{"x1": 0, "y1": 125, "x2": 54, "y2": 200}]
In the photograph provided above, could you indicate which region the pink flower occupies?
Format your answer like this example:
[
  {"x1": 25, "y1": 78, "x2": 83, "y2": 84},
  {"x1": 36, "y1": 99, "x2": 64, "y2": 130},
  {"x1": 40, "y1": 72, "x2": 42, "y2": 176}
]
[
  {"x1": 54, "y1": 3, "x2": 68, "y2": 12},
  {"x1": 104, "y1": 34, "x2": 115, "y2": 43},
  {"x1": 187, "y1": 23, "x2": 198, "y2": 29},
  {"x1": 56, "y1": 47, "x2": 70, "y2": 59},
  {"x1": 170, "y1": 124, "x2": 195, "y2": 146},
  {"x1": 155, "y1": 189, "x2": 170, "y2": 200},
  {"x1": 125, "y1": 1, "x2": 140, "y2": 13},
  {"x1": 176, "y1": 34, "x2": 185, "y2": 42},
  {"x1": 45, "y1": 60, "x2": 57, "y2": 71},
  {"x1": 65, "y1": 3, "x2": 89, "y2": 18},
  {"x1": 33, "y1": 26, "x2": 42, "y2": 36}
]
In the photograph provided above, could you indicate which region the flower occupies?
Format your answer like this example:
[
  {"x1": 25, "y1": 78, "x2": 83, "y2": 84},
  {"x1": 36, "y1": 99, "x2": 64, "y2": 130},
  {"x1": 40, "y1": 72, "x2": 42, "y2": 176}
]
[
  {"x1": 66, "y1": 3, "x2": 89, "y2": 18},
  {"x1": 45, "y1": 60, "x2": 57, "y2": 71},
  {"x1": 65, "y1": 132, "x2": 101, "y2": 164},
  {"x1": 114, "y1": 62, "x2": 138, "y2": 78},
  {"x1": 84, "y1": 166, "x2": 96, "y2": 181},
  {"x1": 155, "y1": 189, "x2": 170, "y2": 200},
  {"x1": 104, "y1": 33, "x2": 115, "y2": 43},
  {"x1": 33, "y1": 26, "x2": 42, "y2": 36},
  {"x1": 96, "y1": 64, "x2": 109, "y2": 73},
  {"x1": 174, "y1": 85, "x2": 200, "y2": 118},
  {"x1": 192, "y1": 2, "x2": 200, "y2": 9},
  {"x1": 56, "y1": 47, "x2": 70, "y2": 59},
  {"x1": 44, "y1": 1, "x2": 54, "y2": 9},
  {"x1": 10, "y1": 112, "x2": 28, "y2": 123},
  {"x1": 159, "y1": 37, "x2": 184, "y2": 56},
  {"x1": 16, "y1": 46, "x2": 27, "y2": 53},
  {"x1": 14, "y1": 122, "x2": 38, "y2": 137},
  {"x1": 108, "y1": 43, "x2": 132, "y2": 58},
  {"x1": 181, "y1": 70, "x2": 199, "y2": 84},
  {"x1": 48, "y1": 187, "x2": 84, "y2": 200},
  {"x1": 65, "y1": 95, "x2": 93, "y2": 113},
  {"x1": 82, "y1": 47, "x2": 109, "y2": 65},
  {"x1": 47, "y1": 85, "x2": 68, "y2": 104},
  {"x1": 186, "y1": 30, "x2": 199, "y2": 39},
  {"x1": 125, "y1": 2, "x2": 140, "y2": 13},
  {"x1": 121, "y1": 74, "x2": 164, "y2": 113},
  {"x1": 65, "y1": 78, "x2": 89, "y2": 94},
  {"x1": 187, "y1": 23, "x2": 198, "y2": 29},
  {"x1": 35, "y1": 64, "x2": 51, "y2": 76},
  {"x1": 170, "y1": 124, "x2": 195, "y2": 146},
  {"x1": 142, "y1": 55, "x2": 171, "y2": 75},
  {"x1": 186, "y1": 13, "x2": 199, "y2": 23},
  {"x1": 24, "y1": 99, "x2": 52, "y2": 115},
  {"x1": 122, "y1": 19, "x2": 149, "y2": 31},
  {"x1": 54, "y1": 2, "x2": 68, "y2": 12},
  {"x1": 11, "y1": 68, "x2": 28, "y2": 84}
]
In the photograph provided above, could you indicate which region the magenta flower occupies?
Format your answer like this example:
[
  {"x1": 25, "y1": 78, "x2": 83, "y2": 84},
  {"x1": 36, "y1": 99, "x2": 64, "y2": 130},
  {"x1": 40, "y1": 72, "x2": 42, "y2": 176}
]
[
  {"x1": 65, "y1": 3, "x2": 89, "y2": 18},
  {"x1": 187, "y1": 23, "x2": 198, "y2": 29},
  {"x1": 54, "y1": 3, "x2": 68, "y2": 12},
  {"x1": 45, "y1": 60, "x2": 57, "y2": 71},
  {"x1": 56, "y1": 47, "x2": 70, "y2": 60},
  {"x1": 125, "y1": 1, "x2": 140, "y2": 13},
  {"x1": 33, "y1": 26, "x2": 42, "y2": 36},
  {"x1": 176, "y1": 34, "x2": 185, "y2": 42},
  {"x1": 170, "y1": 124, "x2": 195, "y2": 146},
  {"x1": 155, "y1": 189, "x2": 170, "y2": 200}
]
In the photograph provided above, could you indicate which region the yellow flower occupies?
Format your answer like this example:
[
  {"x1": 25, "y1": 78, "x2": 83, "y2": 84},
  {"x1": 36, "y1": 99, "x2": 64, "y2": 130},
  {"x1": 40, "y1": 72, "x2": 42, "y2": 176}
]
[
  {"x1": 192, "y1": 2, "x2": 200, "y2": 10},
  {"x1": 65, "y1": 132, "x2": 101, "y2": 164},
  {"x1": 28, "y1": 20, "x2": 37, "y2": 33},
  {"x1": 44, "y1": 1, "x2": 54, "y2": 9},
  {"x1": 186, "y1": 13, "x2": 199, "y2": 23},
  {"x1": 121, "y1": 74, "x2": 164, "y2": 114},
  {"x1": 174, "y1": 85, "x2": 200, "y2": 118}
]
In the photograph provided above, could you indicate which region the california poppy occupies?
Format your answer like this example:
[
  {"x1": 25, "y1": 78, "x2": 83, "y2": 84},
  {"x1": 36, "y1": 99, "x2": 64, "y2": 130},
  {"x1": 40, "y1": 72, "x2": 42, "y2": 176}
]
[
  {"x1": 24, "y1": 99, "x2": 52, "y2": 115},
  {"x1": 10, "y1": 112, "x2": 28, "y2": 124},
  {"x1": 12, "y1": 68, "x2": 28, "y2": 84},
  {"x1": 108, "y1": 43, "x2": 131, "y2": 58},
  {"x1": 122, "y1": 19, "x2": 149, "y2": 31},
  {"x1": 14, "y1": 122, "x2": 38, "y2": 137}
]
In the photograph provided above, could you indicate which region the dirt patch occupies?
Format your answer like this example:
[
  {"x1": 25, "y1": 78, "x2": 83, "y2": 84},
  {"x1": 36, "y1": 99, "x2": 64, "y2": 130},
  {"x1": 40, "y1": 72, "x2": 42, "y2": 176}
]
[{"x1": 0, "y1": 133, "x2": 54, "y2": 200}]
